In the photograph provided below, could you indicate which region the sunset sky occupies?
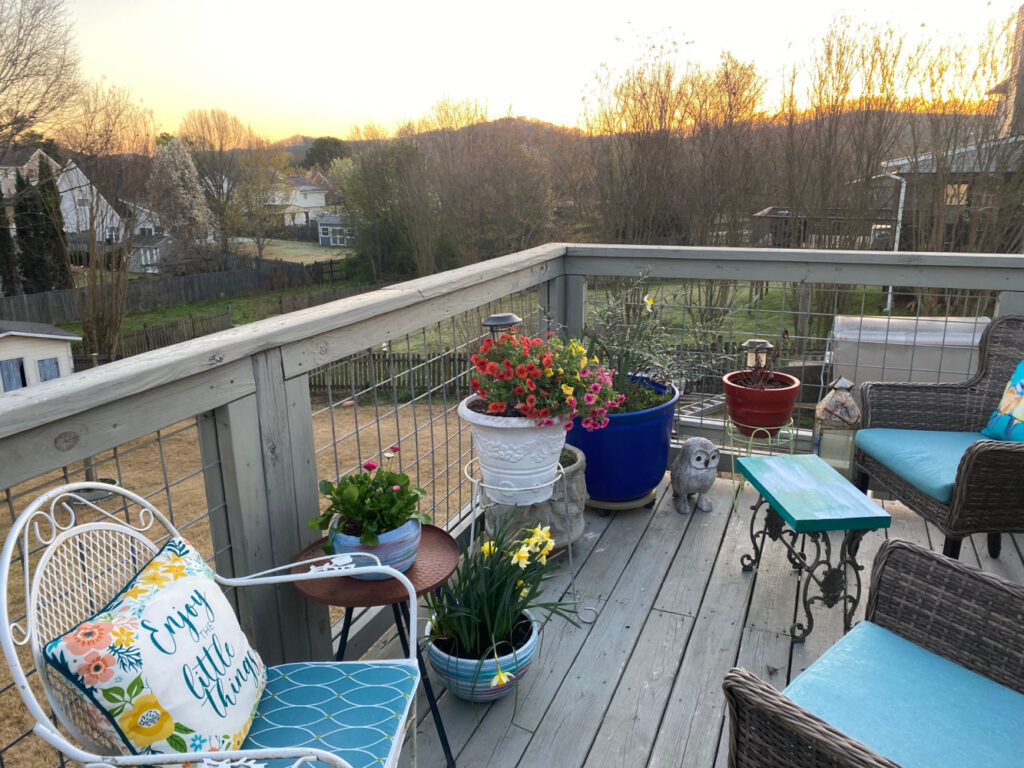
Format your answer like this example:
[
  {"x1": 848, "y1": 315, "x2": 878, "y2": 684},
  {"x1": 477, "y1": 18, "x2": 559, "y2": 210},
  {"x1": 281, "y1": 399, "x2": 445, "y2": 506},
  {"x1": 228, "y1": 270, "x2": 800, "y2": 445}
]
[{"x1": 69, "y1": 0, "x2": 1021, "y2": 142}]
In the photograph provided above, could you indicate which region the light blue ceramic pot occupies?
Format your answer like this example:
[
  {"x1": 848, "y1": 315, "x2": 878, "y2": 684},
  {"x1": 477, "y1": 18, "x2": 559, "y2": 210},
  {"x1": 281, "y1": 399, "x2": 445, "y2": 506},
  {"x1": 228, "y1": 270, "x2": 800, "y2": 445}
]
[
  {"x1": 329, "y1": 519, "x2": 421, "y2": 581},
  {"x1": 425, "y1": 610, "x2": 539, "y2": 702}
]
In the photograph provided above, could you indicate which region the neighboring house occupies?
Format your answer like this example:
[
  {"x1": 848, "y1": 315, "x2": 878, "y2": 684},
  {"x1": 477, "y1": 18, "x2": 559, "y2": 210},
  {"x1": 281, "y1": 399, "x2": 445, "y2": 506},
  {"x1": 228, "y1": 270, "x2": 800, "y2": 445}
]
[
  {"x1": 0, "y1": 321, "x2": 80, "y2": 393},
  {"x1": 317, "y1": 214, "x2": 355, "y2": 246},
  {"x1": 0, "y1": 147, "x2": 57, "y2": 199},
  {"x1": 273, "y1": 176, "x2": 327, "y2": 225},
  {"x1": 57, "y1": 159, "x2": 124, "y2": 248}
]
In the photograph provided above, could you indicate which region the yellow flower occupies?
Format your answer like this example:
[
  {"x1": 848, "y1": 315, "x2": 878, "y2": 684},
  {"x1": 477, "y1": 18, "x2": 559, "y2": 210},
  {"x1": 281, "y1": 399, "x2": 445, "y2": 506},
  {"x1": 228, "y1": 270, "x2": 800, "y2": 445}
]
[
  {"x1": 591, "y1": 356, "x2": 600, "y2": 364},
  {"x1": 490, "y1": 663, "x2": 515, "y2": 688},
  {"x1": 481, "y1": 541, "x2": 495, "y2": 556},
  {"x1": 561, "y1": 384, "x2": 574, "y2": 397},
  {"x1": 544, "y1": 367, "x2": 554, "y2": 377},
  {"x1": 123, "y1": 583, "x2": 149, "y2": 600},
  {"x1": 111, "y1": 627, "x2": 135, "y2": 648},
  {"x1": 117, "y1": 693, "x2": 175, "y2": 747},
  {"x1": 579, "y1": 357, "x2": 588, "y2": 370},
  {"x1": 513, "y1": 547, "x2": 531, "y2": 569},
  {"x1": 644, "y1": 294, "x2": 654, "y2": 311},
  {"x1": 160, "y1": 562, "x2": 187, "y2": 580},
  {"x1": 137, "y1": 567, "x2": 170, "y2": 590}
]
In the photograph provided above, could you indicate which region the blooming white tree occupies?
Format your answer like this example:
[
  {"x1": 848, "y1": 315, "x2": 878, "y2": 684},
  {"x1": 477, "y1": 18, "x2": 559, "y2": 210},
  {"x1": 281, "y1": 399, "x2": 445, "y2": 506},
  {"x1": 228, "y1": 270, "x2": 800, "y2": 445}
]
[{"x1": 146, "y1": 138, "x2": 209, "y2": 268}]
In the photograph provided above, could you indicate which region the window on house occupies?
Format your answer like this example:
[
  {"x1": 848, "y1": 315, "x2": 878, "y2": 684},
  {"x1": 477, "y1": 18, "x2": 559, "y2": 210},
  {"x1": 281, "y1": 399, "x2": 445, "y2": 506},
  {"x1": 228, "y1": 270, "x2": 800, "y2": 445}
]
[
  {"x1": 945, "y1": 184, "x2": 969, "y2": 206},
  {"x1": 37, "y1": 357, "x2": 60, "y2": 382},
  {"x1": 138, "y1": 227, "x2": 153, "y2": 236},
  {"x1": 105, "y1": 227, "x2": 121, "y2": 243},
  {"x1": 0, "y1": 358, "x2": 26, "y2": 391},
  {"x1": 76, "y1": 197, "x2": 88, "y2": 208},
  {"x1": 27, "y1": 167, "x2": 37, "y2": 180},
  {"x1": 320, "y1": 227, "x2": 329, "y2": 237}
]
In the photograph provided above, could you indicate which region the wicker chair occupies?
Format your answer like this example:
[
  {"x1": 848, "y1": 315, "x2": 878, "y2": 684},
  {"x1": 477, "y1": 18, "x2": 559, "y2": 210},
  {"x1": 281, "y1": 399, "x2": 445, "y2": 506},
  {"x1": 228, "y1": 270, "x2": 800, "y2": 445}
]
[
  {"x1": 0, "y1": 482, "x2": 420, "y2": 768},
  {"x1": 854, "y1": 313, "x2": 1024, "y2": 559},
  {"x1": 722, "y1": 538, "x2": 1024, "y2": 768}
]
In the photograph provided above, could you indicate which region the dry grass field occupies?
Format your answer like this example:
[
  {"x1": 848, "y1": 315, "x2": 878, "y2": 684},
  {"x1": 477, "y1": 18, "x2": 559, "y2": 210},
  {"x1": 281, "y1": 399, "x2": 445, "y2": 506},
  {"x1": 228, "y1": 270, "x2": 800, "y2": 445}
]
[{"x1": 232, "y1": 238, "x2": 354, "y2": 264}]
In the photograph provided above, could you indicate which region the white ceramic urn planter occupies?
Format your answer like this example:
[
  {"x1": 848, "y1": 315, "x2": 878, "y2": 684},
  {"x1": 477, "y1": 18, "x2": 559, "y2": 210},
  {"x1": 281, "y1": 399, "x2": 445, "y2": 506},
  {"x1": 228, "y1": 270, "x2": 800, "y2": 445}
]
[{"x1": 458, "y1": 395, "x2": 566, "y2": 505}]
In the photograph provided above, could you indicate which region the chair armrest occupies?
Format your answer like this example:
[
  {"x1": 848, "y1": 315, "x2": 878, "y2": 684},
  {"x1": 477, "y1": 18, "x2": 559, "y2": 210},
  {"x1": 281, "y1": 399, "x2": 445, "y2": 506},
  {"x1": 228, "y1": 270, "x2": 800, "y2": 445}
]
[
  {"x1": 860, "y1": 380, "x2": 974, "y2": 430},
  {"x1": 948, "y1": 439, "x2": 1024, "y2": 529},
  {"x1": 722, "y1": 668, "x2": 901, "y2": 768},
  {"x1": 865, "y1": 539, "x2": 1024, "y2": 695}
]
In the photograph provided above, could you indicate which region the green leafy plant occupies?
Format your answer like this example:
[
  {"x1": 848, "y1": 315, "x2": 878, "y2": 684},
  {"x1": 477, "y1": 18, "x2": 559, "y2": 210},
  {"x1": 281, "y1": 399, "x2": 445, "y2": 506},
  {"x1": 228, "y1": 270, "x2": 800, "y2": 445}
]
[
  {"x1": 310, "y1": 446, "x2": 428, "y2": 547},
  {"x1": 424, "y1": 517, "x2": 578, "y2": 664},
  {"x1": 582, "y1": 269, "x2": 677, "y2": 411}
]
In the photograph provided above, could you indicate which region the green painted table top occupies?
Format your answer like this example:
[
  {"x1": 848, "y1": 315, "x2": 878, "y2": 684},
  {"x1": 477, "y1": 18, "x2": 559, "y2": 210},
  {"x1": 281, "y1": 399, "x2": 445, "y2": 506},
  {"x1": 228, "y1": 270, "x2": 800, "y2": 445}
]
[{"x1": 736, "y1": 454, "x2": 892, "y2": 533}]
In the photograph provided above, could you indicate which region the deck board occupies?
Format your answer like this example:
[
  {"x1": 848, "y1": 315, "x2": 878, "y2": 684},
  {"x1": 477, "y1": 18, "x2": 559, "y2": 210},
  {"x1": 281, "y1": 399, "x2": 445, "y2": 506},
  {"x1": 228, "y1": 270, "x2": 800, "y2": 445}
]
[{"x1": 390, "y1": 475, "x2": 1024, "y2": 768}]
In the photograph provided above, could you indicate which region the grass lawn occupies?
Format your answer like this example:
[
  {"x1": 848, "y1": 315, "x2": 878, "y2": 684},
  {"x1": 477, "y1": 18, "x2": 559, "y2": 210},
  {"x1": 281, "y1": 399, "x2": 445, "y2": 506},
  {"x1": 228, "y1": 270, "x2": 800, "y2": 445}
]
[{"x1": 232, "y1": 238, "x2": 354, "y2": 264}]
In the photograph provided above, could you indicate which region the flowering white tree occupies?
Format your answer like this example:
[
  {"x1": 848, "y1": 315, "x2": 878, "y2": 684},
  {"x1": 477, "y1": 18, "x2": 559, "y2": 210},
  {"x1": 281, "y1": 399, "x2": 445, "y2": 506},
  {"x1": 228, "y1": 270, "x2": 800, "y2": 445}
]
[{"x1": 146, "y1": 138, "x2": 209, "y2": 269}]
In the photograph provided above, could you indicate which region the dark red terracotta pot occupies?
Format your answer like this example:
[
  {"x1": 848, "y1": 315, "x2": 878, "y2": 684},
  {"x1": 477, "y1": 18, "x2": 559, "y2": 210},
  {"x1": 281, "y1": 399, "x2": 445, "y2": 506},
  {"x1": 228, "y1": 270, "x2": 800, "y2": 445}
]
[{"x1": 722, "y1": 370, "x2": 801, "y2": 437}]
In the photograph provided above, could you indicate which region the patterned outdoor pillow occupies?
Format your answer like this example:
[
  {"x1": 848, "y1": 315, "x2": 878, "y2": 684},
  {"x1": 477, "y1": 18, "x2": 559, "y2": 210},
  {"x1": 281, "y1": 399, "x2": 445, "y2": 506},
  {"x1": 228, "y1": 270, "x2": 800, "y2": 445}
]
[
  {"x1": 981, "y1": 359, "x2": 1024, "y2": 442},
  {"x1": 43, "y1": 537, "x2": 266, "y2": 758}
]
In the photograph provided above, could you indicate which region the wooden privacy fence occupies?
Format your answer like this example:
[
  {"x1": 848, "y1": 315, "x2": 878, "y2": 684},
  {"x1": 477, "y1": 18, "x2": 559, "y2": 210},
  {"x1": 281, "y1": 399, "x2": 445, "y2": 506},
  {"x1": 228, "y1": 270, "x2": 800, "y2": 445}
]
[
  {"x1": 72, "y1": 310, "x2": 234, "y2": 367},
  {"x1": 308, "y1": 349, "x2": 470, "y2": 398},
  {"x1": 0, "y1": 258, "x2": 349, "y2": 325}
]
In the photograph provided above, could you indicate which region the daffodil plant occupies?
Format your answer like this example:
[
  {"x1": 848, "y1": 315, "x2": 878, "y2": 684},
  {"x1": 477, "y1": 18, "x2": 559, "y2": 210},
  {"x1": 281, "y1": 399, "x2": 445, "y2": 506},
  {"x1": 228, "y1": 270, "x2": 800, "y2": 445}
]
[{"x1": 424, "y1": 517, "x2": 578, "y2": 682}]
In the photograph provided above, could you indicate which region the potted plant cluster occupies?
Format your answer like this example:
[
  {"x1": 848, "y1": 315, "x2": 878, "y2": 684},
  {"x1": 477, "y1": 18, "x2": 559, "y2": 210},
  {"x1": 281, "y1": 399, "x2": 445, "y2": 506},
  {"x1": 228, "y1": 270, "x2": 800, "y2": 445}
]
[
  {"x1": 722, "y1": 333, "x2": 802, "y2": 437},
  {"x1": 460, "y1": 329, "x2": 623, "y2": 505},
  {"x1": 423, "y1": 518, "x2": 578, "y2": 702},
  {"x1": 567, "y1": 271, "x2": 681, "y2": 505},
  {"x1": 309, "y1": 446, "x2": 428, "y2": 580}
]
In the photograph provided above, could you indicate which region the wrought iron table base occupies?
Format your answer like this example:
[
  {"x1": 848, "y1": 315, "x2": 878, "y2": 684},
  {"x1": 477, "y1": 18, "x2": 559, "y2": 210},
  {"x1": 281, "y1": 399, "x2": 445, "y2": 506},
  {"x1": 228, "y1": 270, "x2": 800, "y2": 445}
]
[{"x1": 740, "y1": 496, "x2": 869, "y2": 642}]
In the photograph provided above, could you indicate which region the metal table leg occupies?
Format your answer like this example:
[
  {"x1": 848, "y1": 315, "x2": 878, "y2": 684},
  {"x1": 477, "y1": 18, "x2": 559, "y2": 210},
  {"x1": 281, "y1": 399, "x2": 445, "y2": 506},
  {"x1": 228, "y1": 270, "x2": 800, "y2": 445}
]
[{"x1": 395, "y1": 603, "x2": 456, "y2": 768}]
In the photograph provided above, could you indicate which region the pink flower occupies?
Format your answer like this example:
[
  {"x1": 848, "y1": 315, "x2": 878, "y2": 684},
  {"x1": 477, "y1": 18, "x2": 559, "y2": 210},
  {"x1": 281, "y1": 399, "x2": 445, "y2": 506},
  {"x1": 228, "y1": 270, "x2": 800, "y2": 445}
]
[
  {"x1": 63, "y1": 620, "x2": 112, "y2": 656},
  {"x1": 583, "y1": 393, "x2": 596, "y2": 405},
  {"x1": 363, "y1": 460, "x2": 378, "y2": 471},
  {"x1": 390, "y1": 445, "x2": 400, "y2": 452},
  {"x1": 563, "y1": 420, "x2": 574, "y2": 431},
  {"x1": 392, "y1": 484, "x2": 401, "y2": 491},
  {"x1": 78, "y1": 651, "x2": 115, "y2": 686},
  {"x1": 580, "y1": 369, "x2": 590, "y2": 378},
  {"x1": 590, "y1": 382, "x2": 602, "y2": 394}
]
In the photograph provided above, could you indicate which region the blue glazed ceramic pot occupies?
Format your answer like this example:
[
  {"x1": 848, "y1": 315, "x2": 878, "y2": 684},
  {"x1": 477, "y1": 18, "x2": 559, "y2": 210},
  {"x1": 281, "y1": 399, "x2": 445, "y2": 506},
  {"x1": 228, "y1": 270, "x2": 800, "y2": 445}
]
[
  {"x1": 329, "y1": 519, "x2": 421, "y2": 581},
  {"x1": 425, "y1": 610, "x2": 539, "y2": 702},
  {"x1": 566, "y1": 378, "x2": 679, "y2": 504}
]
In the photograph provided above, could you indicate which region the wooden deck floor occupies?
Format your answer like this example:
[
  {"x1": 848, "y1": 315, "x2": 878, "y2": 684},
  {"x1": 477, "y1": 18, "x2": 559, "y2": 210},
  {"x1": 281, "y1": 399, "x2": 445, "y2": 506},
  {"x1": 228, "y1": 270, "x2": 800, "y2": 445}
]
[{"x1": 391, "y1": 474, "x2": 1024, "y2": 768}]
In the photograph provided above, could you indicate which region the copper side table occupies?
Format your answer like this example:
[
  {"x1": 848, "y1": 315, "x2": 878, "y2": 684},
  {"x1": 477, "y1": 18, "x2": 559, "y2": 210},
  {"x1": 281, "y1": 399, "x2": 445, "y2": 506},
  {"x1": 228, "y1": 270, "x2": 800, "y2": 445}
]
[{"x1": 293, "y1": 524, "x2": 459, "y2": 767}]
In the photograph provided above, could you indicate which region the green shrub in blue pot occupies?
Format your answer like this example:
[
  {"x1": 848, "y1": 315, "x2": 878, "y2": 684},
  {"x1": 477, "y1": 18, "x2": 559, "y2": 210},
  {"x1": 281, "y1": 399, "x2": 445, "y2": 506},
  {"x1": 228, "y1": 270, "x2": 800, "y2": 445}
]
[
  {"x1": 567, "y1": 271, "x2": 680, "y2": 505},
  {"x1": 310, "y1": 446, "x2": 429, "y2": 580}
]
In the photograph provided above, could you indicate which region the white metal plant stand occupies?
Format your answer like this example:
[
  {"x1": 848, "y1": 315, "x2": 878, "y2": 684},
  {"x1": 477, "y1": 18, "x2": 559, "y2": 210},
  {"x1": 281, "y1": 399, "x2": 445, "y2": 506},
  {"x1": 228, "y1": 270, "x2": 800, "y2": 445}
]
[{"x1": 464, "y1": 459, "x2": 598, "y2": 624}]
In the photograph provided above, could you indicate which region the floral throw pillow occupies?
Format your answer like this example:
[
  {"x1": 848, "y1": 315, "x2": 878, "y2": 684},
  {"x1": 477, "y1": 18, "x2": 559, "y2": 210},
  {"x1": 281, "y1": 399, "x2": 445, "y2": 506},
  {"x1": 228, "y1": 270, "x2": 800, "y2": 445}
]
[
  {"x1": 43, "y1": 537, "x2": 266, "y2": 758},
  {"x1": 981, "y1": 359, "x2": 1024, "y2": 442}
]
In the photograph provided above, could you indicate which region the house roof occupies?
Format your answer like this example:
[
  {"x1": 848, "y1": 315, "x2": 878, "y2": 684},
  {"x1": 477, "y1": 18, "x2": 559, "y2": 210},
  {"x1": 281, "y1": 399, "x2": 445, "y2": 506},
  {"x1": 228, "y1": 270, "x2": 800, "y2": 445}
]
[
  {"x1": 0, "y1": 147, "x2": 42, "y2": 169},
  {"x1": 132, "y1": 233, "x2": 171, "y2": 248},
  {"x1": 882, "y1": 135, "x2": 1024, "y2": 174},
  {"x1": 285, "y1": 175, "x2": 325, "y2": 193},
  {"x1": 0, "y1": 320, "x2": 81, "y2": 342}
]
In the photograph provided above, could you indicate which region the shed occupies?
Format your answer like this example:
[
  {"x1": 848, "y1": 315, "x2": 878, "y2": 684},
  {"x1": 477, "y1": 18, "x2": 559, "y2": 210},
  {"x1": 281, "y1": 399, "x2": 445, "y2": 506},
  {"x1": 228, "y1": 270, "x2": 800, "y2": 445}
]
[{"x1": 0, "y1": 321, "x2": 81, "y2": 392}]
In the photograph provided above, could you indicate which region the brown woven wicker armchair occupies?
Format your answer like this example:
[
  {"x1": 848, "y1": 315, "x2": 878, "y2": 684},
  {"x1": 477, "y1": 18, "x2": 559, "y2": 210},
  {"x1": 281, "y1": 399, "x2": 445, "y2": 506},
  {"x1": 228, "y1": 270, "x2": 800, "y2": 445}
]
[
  {"x1": 854, "y1": 313, "x2": 1024, "y2": 559},
  {"x1": 722, "y1": 538, "x2": 1024, "y2": 768}
]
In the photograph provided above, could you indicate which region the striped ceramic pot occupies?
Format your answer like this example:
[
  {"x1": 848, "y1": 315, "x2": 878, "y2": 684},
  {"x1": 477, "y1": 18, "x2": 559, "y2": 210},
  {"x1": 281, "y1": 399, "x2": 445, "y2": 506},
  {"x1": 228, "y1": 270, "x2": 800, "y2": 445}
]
[
  {"x1": 425, "y1": 610, "x2": 539, "y2": 702},
  {"x1": 329, "y1": 518, "x2": 421, "y2": 581}
]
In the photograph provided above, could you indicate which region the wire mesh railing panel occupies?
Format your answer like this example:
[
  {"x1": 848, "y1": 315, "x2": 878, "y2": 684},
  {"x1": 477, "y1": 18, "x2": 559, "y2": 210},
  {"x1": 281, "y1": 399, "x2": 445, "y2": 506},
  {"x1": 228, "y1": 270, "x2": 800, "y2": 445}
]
[
  {"x1": 585, "y1": 276, "x2": 995, "y2": 446},
  {"x1": 0, "y1": 417, "x2": 224, "y2": 768}
]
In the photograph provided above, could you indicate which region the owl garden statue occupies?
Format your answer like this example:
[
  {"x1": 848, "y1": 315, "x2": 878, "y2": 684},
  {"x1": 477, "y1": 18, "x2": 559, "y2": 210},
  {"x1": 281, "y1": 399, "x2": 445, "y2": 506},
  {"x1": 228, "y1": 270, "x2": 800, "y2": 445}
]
[{"x1": 670, "y1": 437, "x2": 720, "y2": 514}]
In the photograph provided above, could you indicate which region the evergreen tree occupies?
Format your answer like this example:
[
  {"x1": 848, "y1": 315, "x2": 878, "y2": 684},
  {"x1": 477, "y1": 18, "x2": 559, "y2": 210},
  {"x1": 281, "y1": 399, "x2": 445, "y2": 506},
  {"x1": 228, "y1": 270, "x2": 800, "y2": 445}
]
[
  {"x1": 36, "y1": 160, "x2": 71, "y2": 288},
  {"x1": 0, "y1": 190, "x2": 16, "y2": 295},
  {"x1": 14, "y1": 166, "x2": 70, "y2": 293}
]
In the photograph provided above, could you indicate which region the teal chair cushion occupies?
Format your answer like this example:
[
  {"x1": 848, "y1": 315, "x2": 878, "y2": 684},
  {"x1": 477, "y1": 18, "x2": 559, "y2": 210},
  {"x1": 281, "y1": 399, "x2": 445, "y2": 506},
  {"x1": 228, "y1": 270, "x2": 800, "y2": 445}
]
[
  {"x1": 855, "y1": 429, "x2": 984, "y2": 503},
  {"x1": 784, "y1": 621, "x2": 1024, "y2": 768},
  {"x1": 242, "y1": 661, "x2": 419, "y2": 768}
]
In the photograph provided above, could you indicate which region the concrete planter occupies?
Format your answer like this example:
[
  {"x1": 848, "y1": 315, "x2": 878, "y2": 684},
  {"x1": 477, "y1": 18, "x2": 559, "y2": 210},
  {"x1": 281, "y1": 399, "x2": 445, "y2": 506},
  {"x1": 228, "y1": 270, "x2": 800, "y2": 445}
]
[{"x1": 483, "y1": 443, "x2": 586, "y2": 550}]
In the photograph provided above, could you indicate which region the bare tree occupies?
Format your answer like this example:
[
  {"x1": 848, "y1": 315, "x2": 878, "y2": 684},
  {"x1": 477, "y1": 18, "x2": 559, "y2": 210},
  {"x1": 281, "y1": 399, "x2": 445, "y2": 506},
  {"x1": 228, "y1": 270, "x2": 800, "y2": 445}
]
[
  {"x1": 178, "y1": 109, "x2": 257, "y2": 252},
  {"x1": 234, "y1": 142, "x2": 290, "y2": 264},
  {"x1": 56, "y1": 81, "x2": 155, "y2": 358},
  {"x1": 0, "y1": 0, "x2": 81, "y2": 147}
]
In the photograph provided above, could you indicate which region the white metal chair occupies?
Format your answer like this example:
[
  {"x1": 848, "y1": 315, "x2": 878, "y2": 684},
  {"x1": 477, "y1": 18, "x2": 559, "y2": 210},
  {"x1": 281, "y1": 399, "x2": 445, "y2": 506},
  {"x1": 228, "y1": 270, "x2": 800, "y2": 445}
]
[{"x1": 0, "y1": 482, "x2": 419, "y2": 768}]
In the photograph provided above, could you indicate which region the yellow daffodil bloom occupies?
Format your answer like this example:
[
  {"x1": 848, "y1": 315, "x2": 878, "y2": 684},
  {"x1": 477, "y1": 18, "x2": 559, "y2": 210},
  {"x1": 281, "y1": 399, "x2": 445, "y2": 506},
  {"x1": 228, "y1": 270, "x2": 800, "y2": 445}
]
[
  {"x1": 644, "y1": 294, "x2": 654, "y2": 311},
  {"x1": 491, "y1": 663, "x2": 515, "y2": 687},
  {"x1": 513, "y1": 547, "x2": 531, "y2": 569},
  {"x1": 481, "y1": 541, "x2": 495, "y2": 556}
]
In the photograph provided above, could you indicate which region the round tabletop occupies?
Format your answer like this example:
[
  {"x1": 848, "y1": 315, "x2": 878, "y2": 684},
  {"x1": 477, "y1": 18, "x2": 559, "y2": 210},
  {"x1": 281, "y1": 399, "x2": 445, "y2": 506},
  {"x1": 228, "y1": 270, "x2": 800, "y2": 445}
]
[{"x1": 292, "y1": 524, "x2": 460, "y2": 608}]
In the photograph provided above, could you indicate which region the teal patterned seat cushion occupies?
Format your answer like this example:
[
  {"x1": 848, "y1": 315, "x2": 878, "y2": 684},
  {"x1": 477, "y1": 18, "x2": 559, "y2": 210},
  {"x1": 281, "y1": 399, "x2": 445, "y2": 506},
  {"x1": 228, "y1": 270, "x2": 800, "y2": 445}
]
[{"x1": 243, "y1": 661, "x2": 419, "y2": 768}]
